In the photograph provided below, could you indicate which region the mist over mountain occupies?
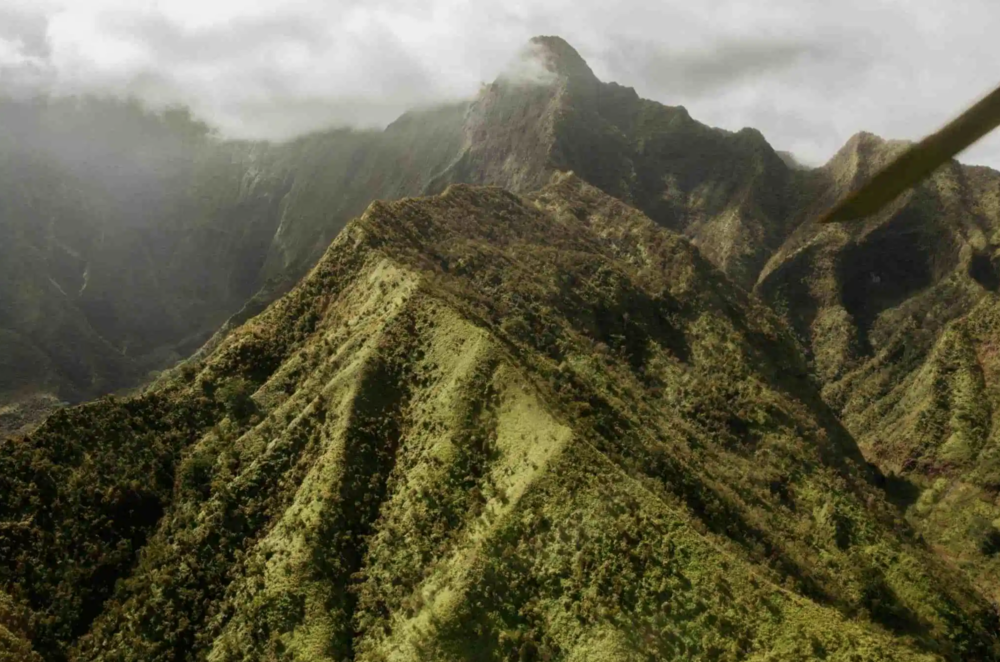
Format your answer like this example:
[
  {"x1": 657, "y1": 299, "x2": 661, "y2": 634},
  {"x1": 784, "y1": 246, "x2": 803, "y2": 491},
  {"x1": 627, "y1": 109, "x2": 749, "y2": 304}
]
[
  {"x1": 0, "y1": 96, "x2": 275, "y2": 425},
  {"x1": 6, "y1": 0, "x2": 1000, "y2": 167},
  {"x1": 2, "y1": 32, "x2": 1000, "y2": 660},
  {"x1": 0, "y1": 37, "x2": 802, "y2": 420},
  {"x1": 0, "y1": 36, "x2": 769, "y2": 422}
]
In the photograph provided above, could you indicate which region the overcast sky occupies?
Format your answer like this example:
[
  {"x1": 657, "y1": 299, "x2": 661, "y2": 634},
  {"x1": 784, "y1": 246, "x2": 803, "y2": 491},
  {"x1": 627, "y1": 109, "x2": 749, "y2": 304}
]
[{"x1": 2, "y1": 0, "x2": 999, "y2": 167}]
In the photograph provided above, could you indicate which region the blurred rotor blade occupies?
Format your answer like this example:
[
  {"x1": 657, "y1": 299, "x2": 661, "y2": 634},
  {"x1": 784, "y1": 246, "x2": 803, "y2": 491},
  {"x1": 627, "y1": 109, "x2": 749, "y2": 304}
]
[{"x1": 820, "y1": 82, "x2": 1000, "y2": 224}]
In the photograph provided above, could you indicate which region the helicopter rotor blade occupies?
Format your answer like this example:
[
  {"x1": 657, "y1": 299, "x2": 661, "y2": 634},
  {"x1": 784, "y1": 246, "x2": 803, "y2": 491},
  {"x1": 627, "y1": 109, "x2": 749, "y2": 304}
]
[{"x1": 820, "y1": 82, "x2": 1000, "y2": 224}]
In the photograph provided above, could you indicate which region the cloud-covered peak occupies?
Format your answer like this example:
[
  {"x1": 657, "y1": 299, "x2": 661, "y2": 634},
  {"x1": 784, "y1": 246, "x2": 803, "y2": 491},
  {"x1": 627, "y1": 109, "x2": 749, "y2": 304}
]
[
  {"x1": 528, "y1": 35, "x2": 597, "y2": 82},
  {"x1": 1, "y1": 1, "x2": 1000, "y2": 166},
  {"x1": 494, "y1": 36, "x2": 597, "y2": 88}
]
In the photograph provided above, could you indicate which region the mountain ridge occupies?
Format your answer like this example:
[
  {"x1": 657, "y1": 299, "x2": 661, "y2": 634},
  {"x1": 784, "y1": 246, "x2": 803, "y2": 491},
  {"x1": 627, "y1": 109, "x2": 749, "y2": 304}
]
[
  {"x1": 0, "y1": 34, "x2": 816, "y2": 425},
  {"x1": 755, "y1": 121, "x2": 1000, "y2": 605},
  {"x1": 3, "y1": 174, "x2": 998, "y2": 660},
  {"x1": 4, "y1": 33, "x2": 1000, "y2": 657}
]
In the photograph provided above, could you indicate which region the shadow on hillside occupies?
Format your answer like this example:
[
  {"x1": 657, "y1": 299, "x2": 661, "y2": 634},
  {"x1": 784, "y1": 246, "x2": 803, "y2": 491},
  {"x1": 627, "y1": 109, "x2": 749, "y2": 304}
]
[{"x1": 881, "y1": 471, "x2": 922, "y2": 510}]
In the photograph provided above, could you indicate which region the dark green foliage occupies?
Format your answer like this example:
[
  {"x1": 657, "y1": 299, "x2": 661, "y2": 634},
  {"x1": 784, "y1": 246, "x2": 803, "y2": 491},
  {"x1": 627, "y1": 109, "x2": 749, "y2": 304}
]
[
  {"x1": 216, "y1": 377, "x2": 258, "y2": 421},
  {"x1": 176, "y1": 443, "x2": 221, "y2": 501},
  {"x1": 2, "y1": 176, "x2": 1000, "y2": 660},
  {"x1": 0, "y1": 390, "x2": 216, "y2": 659},
  {"x1": 856, "y1": 563, "x2": 921, "y2": 634},
  {"x1": 979, "y1": 525, "x2": 1000, "y2": 557},
  {"x1": 4, "y1": 37, "x2": 1000, "y2": 662}
]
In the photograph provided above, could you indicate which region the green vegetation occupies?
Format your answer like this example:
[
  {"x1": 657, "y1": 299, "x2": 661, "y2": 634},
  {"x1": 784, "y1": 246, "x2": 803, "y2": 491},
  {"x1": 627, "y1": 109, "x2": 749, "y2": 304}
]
[
  {"x1": 1, "y1": 177, "x2": 996, "y2": 659},
  {"x1": 3, "y1": 34, "x2": 1000, "y2": 660},
  {"x1": 756, "y1": 132, "x2": 1000, "y2": 607},
  {"x1": 0, "y1": 36, "x2": 806, "y2": 425}
]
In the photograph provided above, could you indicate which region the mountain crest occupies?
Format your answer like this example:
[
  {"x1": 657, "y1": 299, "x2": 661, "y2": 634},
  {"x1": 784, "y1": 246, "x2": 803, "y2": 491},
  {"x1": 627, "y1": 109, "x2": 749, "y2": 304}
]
[
  {"x1": 824, "y1": 130, "x2": 912, "y2": 188},
  {"x1": 527, "y1": 35, "x2": 598, "y2": 83},
  {"x1": 6, "y1": 175, "x2": 999, "y2": 659}
]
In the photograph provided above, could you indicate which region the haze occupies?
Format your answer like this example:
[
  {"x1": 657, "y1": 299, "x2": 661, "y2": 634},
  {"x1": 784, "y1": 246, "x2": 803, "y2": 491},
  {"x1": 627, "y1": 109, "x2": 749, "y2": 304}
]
[{"x1": 2, "y1": 0, "x2": 1000, "y2": 167}]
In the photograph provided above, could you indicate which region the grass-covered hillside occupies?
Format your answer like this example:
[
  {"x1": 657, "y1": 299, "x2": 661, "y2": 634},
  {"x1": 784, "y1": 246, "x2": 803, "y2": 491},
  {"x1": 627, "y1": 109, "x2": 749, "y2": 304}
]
[
  {"x1": 1, "y1": 175, "x2": 996, "y2": 661},
  {"x1": 5, "y1": 36, "x2": 1000, "y2": 655},
  {"x1": 0, "y1": 35, "x2": 810, "y2": 422},
  {"x1": 757, "y1": 131, "x2": 1000, "y2": 607}
]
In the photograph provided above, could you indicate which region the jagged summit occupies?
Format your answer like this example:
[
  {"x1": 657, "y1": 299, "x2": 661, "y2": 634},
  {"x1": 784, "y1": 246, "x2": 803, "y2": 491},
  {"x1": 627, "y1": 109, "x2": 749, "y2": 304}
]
[
  {"x1": 774, "y1": 131, "x2": 940, "y2": 225},
  {"x1": 823, "y1": 131, "x2": 911, "y2": 182},
  {"x1": 526, "y1": 35, "x2": 598, "y2": 82},
  {"x1": 0, "y1": 38, "x2": 807, "y2": 428},
  {"x1": 824, "y1": 131, "x2": 884, "y2": 168},
  {"x1": 426, "y1": 37, "x2": 801, "y2": 289},
  {"x1": 845, "y1": 130, "x2": 887, "y2": 147}
]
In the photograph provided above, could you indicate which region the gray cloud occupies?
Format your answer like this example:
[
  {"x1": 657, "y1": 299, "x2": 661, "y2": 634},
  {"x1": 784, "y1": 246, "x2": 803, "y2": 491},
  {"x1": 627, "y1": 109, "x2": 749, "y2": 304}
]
[
  {"x1": 604, "y1": 38, "x2": 834, "y2": 97},
  {"x1": 83, "y1": 10, "x2": 440, "y2": 138},
  {"x1": 0, "y1": 6, "x2": 49, "y2": 57},
  {"x1": 93, "y1": 12, "x2": 331, "y2": 66},
  {"x1": 1, "y1": 0, "x2": 1000, "y2": 167}
]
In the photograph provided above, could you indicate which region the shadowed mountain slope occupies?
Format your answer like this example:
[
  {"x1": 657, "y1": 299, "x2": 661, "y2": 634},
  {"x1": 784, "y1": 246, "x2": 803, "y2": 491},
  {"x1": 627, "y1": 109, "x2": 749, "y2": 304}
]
[
  {"x1": 430, "y1": 36, "x2": 800, "y2": 289},
  {"x1": 0, "y1": 97, "x2": 469, "y2": 426},
  {"x1": 0, "y1": 36, "x2": 803, "y2": 424},
  {"x1": 757, "y1": 131, "x2": 1000, "y2": 604},
  {"x1": 1, "y1": 176, "x2": 997, "y2": 661}
]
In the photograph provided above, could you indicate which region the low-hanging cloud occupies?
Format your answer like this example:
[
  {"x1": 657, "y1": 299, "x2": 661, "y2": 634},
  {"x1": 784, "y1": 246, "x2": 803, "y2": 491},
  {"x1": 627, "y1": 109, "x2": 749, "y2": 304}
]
[
  {"x1": 605, "y1": 38, "x2": 832, "y2": 98},
  {"x1": 2, "y1": 0, "x2": 1000, "y2": 167},
  {"x1": 0, "y1": 8, "x2": 48, "y2": 56},
  {"x1": 497, "y1": 41, "x2": 560, "y2": 87}
]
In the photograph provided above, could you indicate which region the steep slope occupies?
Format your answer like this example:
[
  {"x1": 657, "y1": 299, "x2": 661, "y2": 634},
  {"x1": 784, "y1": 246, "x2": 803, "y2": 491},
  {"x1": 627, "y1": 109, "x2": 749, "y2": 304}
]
[
  {"x1": 0, "y1": 98, "x2": 274, "y2": 423},
  {"x1": 757, "y1": 132, "x2": 1000, "y2": 602},
  {"x1": 0, "y1": 36, "x2": 804, "y2": 421},
  {"x1": 1, "y1": 176, "x2": 996, "y2": 661},
  {"x1": 0, "y1": 147, "x2": 136, "y2": 412},
  {"x1": 0, "y1": 97, "x2": 468, "y2": 422},
  {"x1": 255, "y1": 36, "x2": 801, "y2": 292},
  {"x1": 431, "y1": 36, "x2": 799, "y2": 289}
]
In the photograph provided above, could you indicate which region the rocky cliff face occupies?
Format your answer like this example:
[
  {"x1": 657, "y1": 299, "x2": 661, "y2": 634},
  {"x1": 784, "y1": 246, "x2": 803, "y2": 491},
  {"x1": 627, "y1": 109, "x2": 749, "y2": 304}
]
[
  {"x1": 2, "y1": 176, "x2": 996, "y2": 661},
  {"x1": 0, "y1": 36, "x2": 804, "y2": 420},
  {"x1": 430, "y1": 36, "x2": 801, "y2": 289}
]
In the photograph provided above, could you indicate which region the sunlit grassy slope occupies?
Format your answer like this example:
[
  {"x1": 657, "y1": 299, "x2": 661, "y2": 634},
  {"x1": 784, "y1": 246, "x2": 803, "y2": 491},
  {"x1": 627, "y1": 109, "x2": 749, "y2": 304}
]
[{"x1": 1, "y1": 175, "x2": 996, "y2": 661}]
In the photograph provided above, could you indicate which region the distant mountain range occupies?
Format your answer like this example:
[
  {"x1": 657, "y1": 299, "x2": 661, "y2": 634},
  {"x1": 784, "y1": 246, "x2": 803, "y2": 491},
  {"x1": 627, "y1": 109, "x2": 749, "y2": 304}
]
[
  {"x1": 0, "y1": 36, "x2": 998, "y2": 660},
  {"x1": 0, "y1": 36, "x2": 801, "y2": 422}
]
